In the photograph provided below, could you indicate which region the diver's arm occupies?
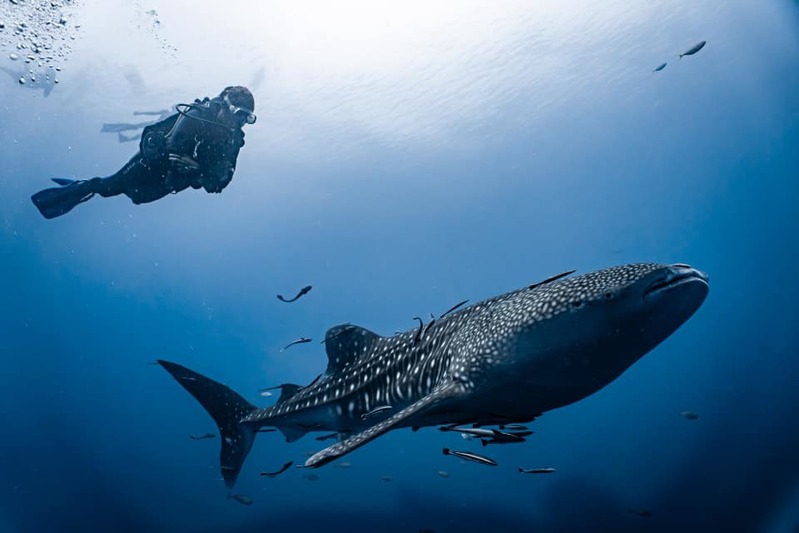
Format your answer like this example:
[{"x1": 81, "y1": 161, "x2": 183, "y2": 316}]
[
  {"x1": 195, "y1": 160, "x2": 235, "y2": 193},
  {"x1": 195, "y1": 129, "x2": 245, "y2": 193}
]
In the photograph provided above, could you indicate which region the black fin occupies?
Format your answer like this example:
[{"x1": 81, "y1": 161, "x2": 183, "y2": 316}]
[
  {"x1": 323, "y1": 324, "x2": 381, "y2": 374},
  {"x1": 157, "y1": 360, "x2": 257, "y2": 488},
  {"x1": 31, "y1": 181, "x2": 94, "y2": 219}
]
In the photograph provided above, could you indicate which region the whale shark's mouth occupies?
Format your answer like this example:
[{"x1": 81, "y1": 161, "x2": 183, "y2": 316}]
[{"x1": 643, "y1": 266, "x2": 709, "y2": 299}]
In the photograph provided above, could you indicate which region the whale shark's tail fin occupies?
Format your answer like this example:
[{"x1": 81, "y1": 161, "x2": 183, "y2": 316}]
[{"x1": 157, "y1": 360, "x2": 257, "y2": 488}]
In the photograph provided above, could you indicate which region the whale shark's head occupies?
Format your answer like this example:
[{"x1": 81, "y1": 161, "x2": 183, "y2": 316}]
[{"x1": 456, "y1": 263, "x2": 709, "y2": 413}]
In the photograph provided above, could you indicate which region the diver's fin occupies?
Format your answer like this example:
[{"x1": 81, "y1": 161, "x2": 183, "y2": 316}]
[
  {"x1": 51, "y1": 177, "x2": 76, "y2": 186},
  {"x1": 305, "y1": 382, "x2": 466, "y2": 468},
  {"x1": 157, "y1": 360, "x2": 258, "y2": 488},
  {"x1": 31, "y1": 181, "x2": 94, "y2": 219}
]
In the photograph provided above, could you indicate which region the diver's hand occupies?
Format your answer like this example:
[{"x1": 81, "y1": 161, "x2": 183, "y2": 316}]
[{"x1": 168, "y1": 154, "x2": 200, "y2": 174}]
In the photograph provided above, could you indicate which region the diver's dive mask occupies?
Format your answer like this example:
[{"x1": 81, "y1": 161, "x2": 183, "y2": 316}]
[{"x1": 223, "y1": 94, "x2": 257, "y2": 125}]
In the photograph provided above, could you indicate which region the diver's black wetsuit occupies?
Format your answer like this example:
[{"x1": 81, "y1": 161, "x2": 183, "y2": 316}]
[
  {"x1": 90, "y1": 96, "x2": 245, "y2": 204},
  {"x1": 31, "y1": 94, "x2": 247, "y2": 219}
]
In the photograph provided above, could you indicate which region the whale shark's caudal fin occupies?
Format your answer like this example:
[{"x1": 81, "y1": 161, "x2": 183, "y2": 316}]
[{"x1": 157, "y1": 360, "x2": 257, "y2": 488}]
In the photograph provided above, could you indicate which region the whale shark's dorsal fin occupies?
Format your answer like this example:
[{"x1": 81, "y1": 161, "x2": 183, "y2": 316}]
[
  {"x1": 277, "y1": 384, "x2": 303, "y2": 404},
  {"x1": 304, "y1": 381, "x2": 467, "y2": 468},
  {"x1": 324, "y1": 324, "x2": 382, "y2": 374}
]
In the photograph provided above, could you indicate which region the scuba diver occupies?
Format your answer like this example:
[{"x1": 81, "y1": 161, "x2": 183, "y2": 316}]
[{"x1": 31, "y1": 86, "x2": 256, "y2": 219}]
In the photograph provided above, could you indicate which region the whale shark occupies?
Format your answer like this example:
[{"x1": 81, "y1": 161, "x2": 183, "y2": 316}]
[{"x1": 157, "y1": 262, "x2": 709, "y2": 487}]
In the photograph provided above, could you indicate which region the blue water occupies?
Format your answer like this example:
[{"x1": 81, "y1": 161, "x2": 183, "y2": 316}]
[{"x1": 1, "y1": 1, "x2": 798, "y2": 532}]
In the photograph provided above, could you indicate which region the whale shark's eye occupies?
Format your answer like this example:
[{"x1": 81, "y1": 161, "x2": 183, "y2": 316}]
[
  {"x1": 572, "y1": 300, "x2": 583, "y2": 308},
  {"x1": 604, "y1": 292, "x2": 614, "y2": 300}
]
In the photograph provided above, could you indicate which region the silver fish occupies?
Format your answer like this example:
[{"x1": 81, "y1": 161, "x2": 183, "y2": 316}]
[
  {"x1": 442, "y1": 448, "x2": 497, "y2": 466},
  {"x1": 480, "y1": 430, "x2": 533, "y2": 446},
  {"x1": 280, "y1": 337, "x2": 312, "y2": 352},
  {"x1": 360, "y1": 405, "x2": 393, "y2": 420}
]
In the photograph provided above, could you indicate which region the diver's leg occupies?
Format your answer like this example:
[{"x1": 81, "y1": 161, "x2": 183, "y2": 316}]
[
  {"x1": 88, "y1": 155, "x2": 171, "y2": 205},
  {"x1": 87, "y1": 155, "x2": 142, "y2": 198}
]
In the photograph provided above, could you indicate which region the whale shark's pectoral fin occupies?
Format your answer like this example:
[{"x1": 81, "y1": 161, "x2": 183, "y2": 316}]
[{"x1": 304, "y1": 382, "x2": 466, "y2": 468}]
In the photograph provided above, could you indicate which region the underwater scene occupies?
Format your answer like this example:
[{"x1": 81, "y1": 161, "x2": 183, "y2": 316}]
[{"x1": 1, "y1": 1, "x2": 798, "y2": 532}]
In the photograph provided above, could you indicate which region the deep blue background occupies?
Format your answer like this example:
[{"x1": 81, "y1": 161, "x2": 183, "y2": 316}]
[{"x1": 1, "y1": 1, "x2": 798, "y2": 531}]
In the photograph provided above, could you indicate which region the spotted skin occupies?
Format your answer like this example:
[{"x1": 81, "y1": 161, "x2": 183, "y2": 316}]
[{"x1": 158, "y1": 263, "x2": 709, "y2": 485}]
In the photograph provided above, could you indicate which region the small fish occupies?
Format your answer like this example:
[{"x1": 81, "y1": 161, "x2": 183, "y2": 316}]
[
  {"x1": 440, "y1": 426, "x2": 495, "y2": 438},
  {"x1": 628, "y1": 508, "x2": 653, "y2": 518},
  {"x1": 440, "y1": 299, "x2": 469, "y2": 318},
  {"x1": 679, "y1": 40, "x2": 706, "y2": 58},
  {"x1": 334, "y1": 461, "x2": 352, "y2": 469},
  {"x1": 256, "y1": 428, "x2": 277, "y2": 433},
  {"x1": 423, "y1": 317, "x2": 436, "y2": 335},
  {"x1": 653, "y1": 62, "x2": 667, "y2": 72},
  {"x1": 280, "y1": 337, "x2": 312, "y2": 352},
  {"x1": 361, "y1": 405, "x2": 393, "y2": 420},
  {"x1": 436, "y1": 470, "x2": 450, "y2": 478},
  {"x1": 227, "y1": 493, "x2": 253, "y2": 506},
  {"x1": 315, "y1": 432, "x2": 339, "y2": 442},
  {"x1": 303, "y1": 473, "x2": 320, "y2": 481},
  {"x1": 680, "y1": 410, "x2": 699, "y2": 420},
  {"x1": 481, "y1": 429, "x2": 533, "y2": 445},
  {"x1": 260, "y1": 461, "x2": 294, "y2": 478},
  {"x1": 499, "y1": 424, "x2": 528, "y2": 431},
  {"x1": 528, "y1": 270, "x2": 575, "y2": 290},
  {"x1": 277, "y1": 285, "x2": 312, "y2": 303},
  {"x1": 443, "y1": 427, "x2": 529, "y2": 444},
  {"x1": 412, "y1": 316, "x2": 424, "y2": 344},
  {"x1": 259, "y1": 390, "x2": 273, "y2": 397},
  {"x1": 380, "y1": 474, "x2": 393, "y2": 482},
  {"x1": 442, "y1": 448, "x2": 497, "y2": 466},
  {"x1": 188, "y1": 433, "x2": 215, "y2": 440},
  {"x1": 460, "y1": 433, "x2": 473, "y2": 441},
  {"x1": 51, "y1": 178, "x2": 76, "y2": 186},
  {"x1": 518, "y1": 467, "x2": 556, "y2": 474}
]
